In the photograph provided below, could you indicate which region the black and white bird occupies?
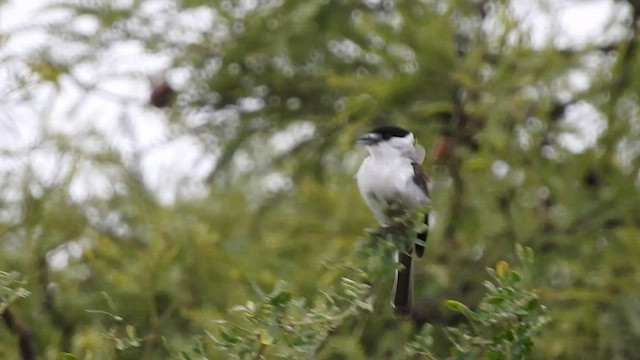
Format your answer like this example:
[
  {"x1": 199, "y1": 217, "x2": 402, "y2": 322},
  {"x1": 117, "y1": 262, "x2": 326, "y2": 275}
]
[{"x1": 356, "y1": 125, "x2": 430, "y2": 317}]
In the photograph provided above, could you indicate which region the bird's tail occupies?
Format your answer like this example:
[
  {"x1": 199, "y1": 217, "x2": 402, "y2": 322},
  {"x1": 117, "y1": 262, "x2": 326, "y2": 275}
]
[
  {"x1": 392, "y1": 250, "x2": 413, "y2": 317},
  {"x1": 415, "y1": 210, "x2": 428, "y2": 258}
]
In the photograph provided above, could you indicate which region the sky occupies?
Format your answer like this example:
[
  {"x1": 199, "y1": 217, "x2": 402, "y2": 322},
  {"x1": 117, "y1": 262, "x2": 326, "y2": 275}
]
[{"x1": 0, "y1": 0, "x2": 630, "y2": 204}]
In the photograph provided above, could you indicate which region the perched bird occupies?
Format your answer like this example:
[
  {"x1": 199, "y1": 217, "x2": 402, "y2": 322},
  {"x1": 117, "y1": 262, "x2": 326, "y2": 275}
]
[{"x1": 356, "y1": 125, "x2": 430, "y2": 317}]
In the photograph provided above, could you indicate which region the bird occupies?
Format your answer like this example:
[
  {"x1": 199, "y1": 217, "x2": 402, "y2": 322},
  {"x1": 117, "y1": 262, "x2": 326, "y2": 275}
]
[{"x1": 355, "y1": 125, "x2": 430, "y2": 317}]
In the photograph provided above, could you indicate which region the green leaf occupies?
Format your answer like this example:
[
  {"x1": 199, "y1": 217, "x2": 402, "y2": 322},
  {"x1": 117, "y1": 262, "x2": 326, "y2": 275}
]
[
  {"x1": 269, "y1": 290, "x2": 292, "y2": 306},
  {"x1": 444, "y1": 300, "x2": 471, "y2": 314},
  {"x1": 259, "y1": 330, "x2": 274, "y2": 346},
  {"x1": 125, "y1": 324, "x2": 136, "y2": 339},
  {"x1": 515, "y1": 243, "x2": 535, "y2": 264},
  {"x1": 515, "y1": 243, "x2": 525, "y2": 262},
  {"x1": 485, "y1": 295, "x2": 507, "y2": 305},
  {"x1": 510, "y1": 271, "x2": 522, "y2": 284},
  {"x1": 219, "y1": 328, "x2": 237, "y2": 344},
  {"x1": 496, "y1": 261, "x2": 510, "y2": 278},
  {"x1": 483, "y1": 280, "x2": 498, "y2": 293},
  {"x1": 250, "y1": 280, "x2": 266, "y2": 298}
]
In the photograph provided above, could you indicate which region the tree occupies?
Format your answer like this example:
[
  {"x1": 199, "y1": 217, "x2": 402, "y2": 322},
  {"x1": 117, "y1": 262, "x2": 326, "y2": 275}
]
[{"x1": 1, "y1": 0, "x2": 640, "y2": 358}]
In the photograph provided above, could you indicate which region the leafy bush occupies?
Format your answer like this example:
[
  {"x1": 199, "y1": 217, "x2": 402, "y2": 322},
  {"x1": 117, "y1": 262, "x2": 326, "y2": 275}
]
[
  {"x1": 177, "y1": 209, "x2": 547, "y2": 359},
  {"x1": 0, "y1": 271, "x2": 29, "y2": 310},
  {"x1": 408, "y1": 248, "x2": 548, "y2": 360}
]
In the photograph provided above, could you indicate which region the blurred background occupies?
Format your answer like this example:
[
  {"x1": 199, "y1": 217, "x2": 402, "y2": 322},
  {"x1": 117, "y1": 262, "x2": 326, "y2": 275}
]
[{"x1": 1, "y1": 0, "x2": 640, "y2": 358}]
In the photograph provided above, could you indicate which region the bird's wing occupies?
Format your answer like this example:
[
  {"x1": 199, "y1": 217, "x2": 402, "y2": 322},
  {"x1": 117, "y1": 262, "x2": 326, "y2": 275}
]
[
  {"x1": 411, "y1": 161, "x2": 429, "y2": 257},
  {"x1": 411, "y1": 161, "x2": 429, "y2": 197}
]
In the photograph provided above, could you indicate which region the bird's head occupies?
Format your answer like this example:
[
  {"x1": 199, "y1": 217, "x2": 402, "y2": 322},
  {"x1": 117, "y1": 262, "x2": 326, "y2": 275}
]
[{"x1": 357, "y1": 125, "x2": 416, "y2": 158}]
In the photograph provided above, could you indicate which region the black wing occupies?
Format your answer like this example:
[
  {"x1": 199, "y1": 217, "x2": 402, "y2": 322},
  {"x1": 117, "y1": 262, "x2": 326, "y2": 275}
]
[{"x1": 411, "y1": 161, "x2": 429, "y2": 258}]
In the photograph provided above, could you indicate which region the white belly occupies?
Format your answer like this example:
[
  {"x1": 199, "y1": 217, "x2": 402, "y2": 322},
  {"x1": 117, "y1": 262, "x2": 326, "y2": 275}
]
[{"x1": 356, "y1": 156, "x2": 428, "y2": 224}]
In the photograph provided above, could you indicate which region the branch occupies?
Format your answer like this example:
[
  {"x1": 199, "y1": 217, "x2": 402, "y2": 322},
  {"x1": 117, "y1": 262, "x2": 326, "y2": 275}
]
[
  {"x1": 37, "y1": 256, "x2": 75, "y2": 352},
  {"x1": 1, "y1": 308, "x2": 36, "y2": 360},
  {"x1": 65, "y1": 73, "x2": 145, "y2": 106},
  {"x1": 209, "y1": 204, "x2": 420, "y2": 358}
]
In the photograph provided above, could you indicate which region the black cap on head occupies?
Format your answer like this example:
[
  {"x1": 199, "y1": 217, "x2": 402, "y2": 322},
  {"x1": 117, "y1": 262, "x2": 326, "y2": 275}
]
[
  {"x1": 357, "y1": 125, "x2": 411, "y2": 145},
  {"x1": 369, "y1": 125, "x2": 410, "y2": 140}
]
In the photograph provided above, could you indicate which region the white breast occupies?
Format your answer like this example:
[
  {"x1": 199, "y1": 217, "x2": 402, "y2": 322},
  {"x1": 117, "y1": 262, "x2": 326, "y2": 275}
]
[{"x1": 356, "y1": 155, "x2": 429, "y2": 224}]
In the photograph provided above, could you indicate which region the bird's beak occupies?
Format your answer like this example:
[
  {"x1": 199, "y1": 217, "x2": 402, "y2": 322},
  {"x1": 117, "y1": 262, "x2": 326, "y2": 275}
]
[{"x1": 357, "y1": 133, "x2": 380, "y2": 146}]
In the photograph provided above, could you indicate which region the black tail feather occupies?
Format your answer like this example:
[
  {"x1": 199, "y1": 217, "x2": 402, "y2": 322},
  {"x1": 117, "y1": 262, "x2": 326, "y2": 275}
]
[
  {"x1": 392, "y1": 251, "x2": 414, "y2": 317},
  {"x1": 415, "y1": 211, "x2": 428, "y2": 258}
]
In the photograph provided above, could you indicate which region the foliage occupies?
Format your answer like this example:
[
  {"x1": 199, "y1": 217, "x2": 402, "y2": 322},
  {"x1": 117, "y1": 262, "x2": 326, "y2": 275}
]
[
  {"x1": 207, "y1": 202, "x2": 413, "y2": 359},
  {"x1": 406, "y1": 248, "x2": 548, "y2": 360},
  {"x1": 0, "y1": 271, "x2": 29, "y2": 312},
  {"x1": 445, "y1": 264, "x2": 547, "y2": 358},
  {"x1": 185, "y1": 209, "x2": 546, "y2": 360}
]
